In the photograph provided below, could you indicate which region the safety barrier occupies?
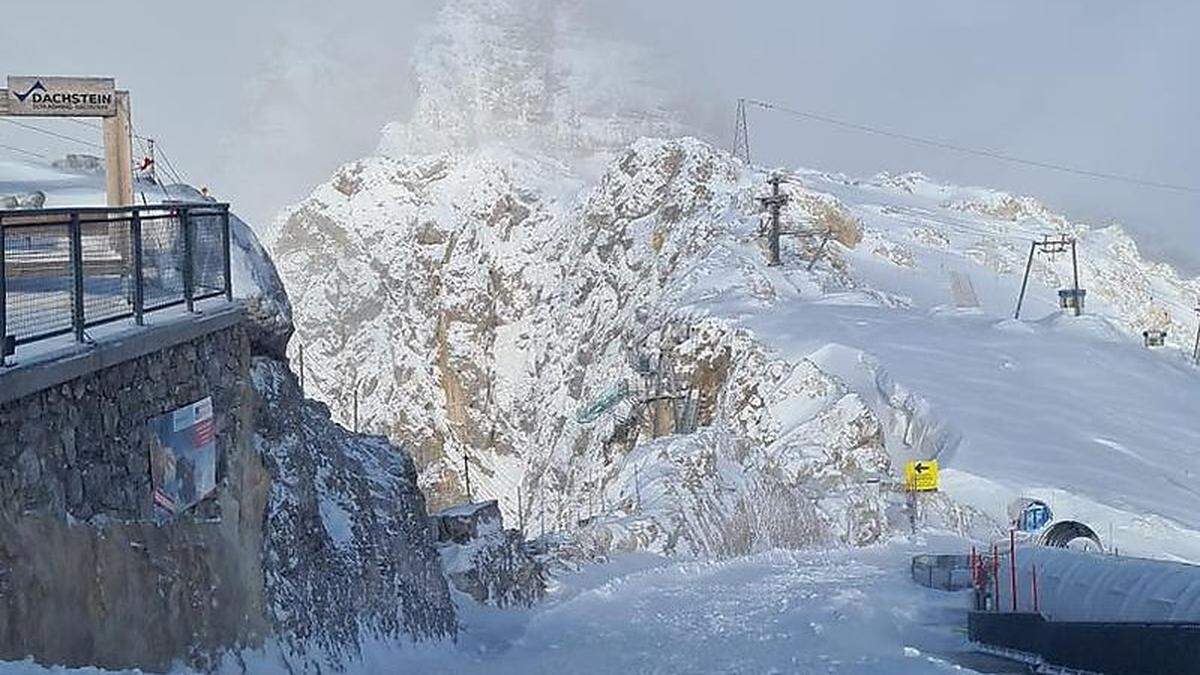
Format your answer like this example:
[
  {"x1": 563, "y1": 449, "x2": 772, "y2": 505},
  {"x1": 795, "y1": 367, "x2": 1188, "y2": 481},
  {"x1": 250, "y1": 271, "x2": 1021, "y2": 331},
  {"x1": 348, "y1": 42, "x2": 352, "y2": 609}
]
[
  {"x1": 969, "y1": 611, "x2": 1200, "y2": 675},
  {"x1": 0, "y1": 202, "x2": 231, "y2": 364}
]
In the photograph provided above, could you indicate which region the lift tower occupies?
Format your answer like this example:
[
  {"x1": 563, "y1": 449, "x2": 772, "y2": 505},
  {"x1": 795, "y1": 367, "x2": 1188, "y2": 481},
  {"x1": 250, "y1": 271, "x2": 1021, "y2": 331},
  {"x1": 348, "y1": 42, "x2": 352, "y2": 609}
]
[{"x1": 759, "y1": 174, "x2": 789, "y2": 267}]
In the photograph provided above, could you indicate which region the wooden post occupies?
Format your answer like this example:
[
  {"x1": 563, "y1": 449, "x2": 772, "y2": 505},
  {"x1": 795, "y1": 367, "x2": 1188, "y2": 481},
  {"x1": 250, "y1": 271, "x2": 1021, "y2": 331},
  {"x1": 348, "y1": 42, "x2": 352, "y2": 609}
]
[
  {"x1": 297, "y1": 343, "x2": 305, "y2": 396},
  {"x1": 1070, "y1": 239, "x2": 1082, "y2": 317},
  {"x1": 1014, "y1": 242, "x2": 1037, "y2": 319},
  {"x1": 1192, "y1": 307, "x2": 1200, "y2": 364},
  {"x1": 635, "y1": 463, "x2": 641, "y2": 512},
  {"x1": 103, "y1": 91, "x2": 134, "y2": 208}
]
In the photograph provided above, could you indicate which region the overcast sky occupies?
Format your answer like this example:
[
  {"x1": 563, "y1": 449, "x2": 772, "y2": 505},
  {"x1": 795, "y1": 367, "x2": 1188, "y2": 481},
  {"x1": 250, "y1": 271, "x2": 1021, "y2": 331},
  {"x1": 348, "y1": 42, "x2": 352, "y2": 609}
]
[{"x1": 2, "y1": 1, "x2": 1197, "y2": 272}]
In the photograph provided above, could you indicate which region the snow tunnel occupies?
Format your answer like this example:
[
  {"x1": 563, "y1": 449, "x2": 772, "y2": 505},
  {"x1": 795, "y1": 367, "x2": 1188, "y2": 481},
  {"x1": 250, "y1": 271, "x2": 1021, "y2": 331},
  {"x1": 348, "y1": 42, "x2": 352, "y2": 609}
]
[
  {"x1": 1040, "y1": 520, "x2": 1103, "y2": 550},
  {"x1": 1000, "y1": 546, "x2": 1200, "y2": 622}
]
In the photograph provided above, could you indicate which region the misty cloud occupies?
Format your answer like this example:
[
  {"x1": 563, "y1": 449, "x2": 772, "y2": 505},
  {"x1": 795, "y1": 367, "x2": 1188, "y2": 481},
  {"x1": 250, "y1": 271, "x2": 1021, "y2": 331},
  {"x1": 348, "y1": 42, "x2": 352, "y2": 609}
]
[{"x1": 1, "y1": 1, "x2": 1195, "y2": 272}]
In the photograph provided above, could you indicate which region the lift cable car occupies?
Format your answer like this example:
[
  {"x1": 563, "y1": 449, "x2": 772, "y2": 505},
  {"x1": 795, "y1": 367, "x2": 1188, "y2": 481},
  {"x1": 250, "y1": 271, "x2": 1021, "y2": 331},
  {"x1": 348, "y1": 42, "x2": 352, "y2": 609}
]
[{"x1": 1142, "y1": 301, "x2": 1170, "y2": 348}]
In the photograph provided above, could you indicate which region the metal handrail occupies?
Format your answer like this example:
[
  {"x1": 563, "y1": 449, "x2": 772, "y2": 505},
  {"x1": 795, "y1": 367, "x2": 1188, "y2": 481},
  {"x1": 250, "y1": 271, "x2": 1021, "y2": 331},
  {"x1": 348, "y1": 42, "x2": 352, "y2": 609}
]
[
  {"x1": 1, "y1": 202, "x2": 233, "y2": 365},
  {"x1": 0, "y1": 202, "x2": 228, "y2": 218}
]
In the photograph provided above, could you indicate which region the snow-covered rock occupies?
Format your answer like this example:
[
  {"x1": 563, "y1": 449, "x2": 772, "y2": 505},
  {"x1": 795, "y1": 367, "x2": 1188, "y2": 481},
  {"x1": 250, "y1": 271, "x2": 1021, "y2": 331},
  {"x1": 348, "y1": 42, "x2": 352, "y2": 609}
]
[
  {"x1": 274, "y1": 0, "x2": 1200, "y2": 571},
  {"x1": 166, "y1": 184, "x2": 294, "y2": 359},
  {"x1": 431, "y1": 500, "x2": 545, "y2": 608},
  {"x1": 252, "y1": 356, "x2": 456, "y2": 669}
]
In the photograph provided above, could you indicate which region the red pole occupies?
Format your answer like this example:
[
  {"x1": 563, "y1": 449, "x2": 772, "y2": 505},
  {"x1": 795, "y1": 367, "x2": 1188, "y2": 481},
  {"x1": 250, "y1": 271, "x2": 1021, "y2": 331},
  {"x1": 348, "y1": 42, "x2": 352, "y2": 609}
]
[
  {"x1": 1010, "y1": 529, "x2": 1018, "y2": 612},
  {"x1": 1032, "y1": 563, "x2": 1039, "y2": 614}
]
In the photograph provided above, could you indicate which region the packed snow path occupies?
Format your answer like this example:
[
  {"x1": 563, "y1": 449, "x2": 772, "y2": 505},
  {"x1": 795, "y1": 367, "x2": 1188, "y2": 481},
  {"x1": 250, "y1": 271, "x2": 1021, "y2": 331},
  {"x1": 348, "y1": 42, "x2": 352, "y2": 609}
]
[
  {"x1": 0, "y1": 539, "x2": 1025, "y2": 675},
  {"x1": 357, "y1": 538, "x2": 1015, "y2": 674}
]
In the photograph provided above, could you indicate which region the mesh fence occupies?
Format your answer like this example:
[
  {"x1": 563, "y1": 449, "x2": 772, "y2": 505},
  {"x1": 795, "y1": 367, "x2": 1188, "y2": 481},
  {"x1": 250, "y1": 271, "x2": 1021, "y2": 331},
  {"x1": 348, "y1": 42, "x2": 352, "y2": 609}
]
[
  {"x1": 79, "y1": 215, "x2": 134, "y2": 326},
  {"x1": 2, "y1": 204, "x2": 230, "y2": 350},
  {"x1": 2, "y1": 220, "x2": 73, "y2": 341},
  {"x1": 140, "y1": 212, "x2": 187, "y2": 311},
  {"x1": 191, "y1": 208, "x2": 226, "y2": 298}
]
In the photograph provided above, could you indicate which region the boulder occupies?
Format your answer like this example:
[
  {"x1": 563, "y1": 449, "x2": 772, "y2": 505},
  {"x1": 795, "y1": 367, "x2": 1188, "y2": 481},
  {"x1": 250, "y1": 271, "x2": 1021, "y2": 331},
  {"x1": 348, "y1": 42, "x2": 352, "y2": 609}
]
[{"x1": 431, "y1": 500, "x2": 546, "y2": 608}]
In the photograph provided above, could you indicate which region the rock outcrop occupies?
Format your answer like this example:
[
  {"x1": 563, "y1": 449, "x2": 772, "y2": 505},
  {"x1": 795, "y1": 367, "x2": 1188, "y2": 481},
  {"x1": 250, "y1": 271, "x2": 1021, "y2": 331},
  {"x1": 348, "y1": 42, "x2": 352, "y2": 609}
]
[
  {"x1": 253, "y1": 358, "x2": 456, "y2": 669},
  {"x1": 430, "y1": 500, "x2": 545, "y2": 608},
  {"x1": 233, "y1": 202, "x2": 456, "y2": 667}
]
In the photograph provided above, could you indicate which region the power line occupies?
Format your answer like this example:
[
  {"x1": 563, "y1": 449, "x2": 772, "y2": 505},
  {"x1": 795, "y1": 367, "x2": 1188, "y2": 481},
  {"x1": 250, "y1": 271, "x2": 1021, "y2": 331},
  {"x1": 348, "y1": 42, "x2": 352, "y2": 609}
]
[
  {"x1": 62, "y1": 118, "x2": 102, "y2": 131},
  {"x1": 0, "y1": 118, "x2": 103, "y2": 150},
  {"x1": 743, "y1": 98, "x2": 1200, "y2": 195},
  {"x1": 0, "y1": 142, "x2": 47, "y2": 160}
]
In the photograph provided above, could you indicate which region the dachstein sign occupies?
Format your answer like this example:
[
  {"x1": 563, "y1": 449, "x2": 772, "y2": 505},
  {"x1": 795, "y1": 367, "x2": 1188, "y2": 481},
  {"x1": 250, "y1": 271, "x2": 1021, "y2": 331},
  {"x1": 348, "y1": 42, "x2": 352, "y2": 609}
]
[{"x1": 6, "y1": 76, "x2": 116, "y2": 116}]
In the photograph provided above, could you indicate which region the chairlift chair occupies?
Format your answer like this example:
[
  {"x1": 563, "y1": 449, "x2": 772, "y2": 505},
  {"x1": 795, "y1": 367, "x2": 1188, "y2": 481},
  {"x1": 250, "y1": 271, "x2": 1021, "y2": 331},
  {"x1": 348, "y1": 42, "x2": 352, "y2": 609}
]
[
  {"x1": 1143, "y1": 329, "x2": 1168, "y2": 348},
  {"x1": 1058, "y1": 288, "x2": 1086, "y2": 314}
]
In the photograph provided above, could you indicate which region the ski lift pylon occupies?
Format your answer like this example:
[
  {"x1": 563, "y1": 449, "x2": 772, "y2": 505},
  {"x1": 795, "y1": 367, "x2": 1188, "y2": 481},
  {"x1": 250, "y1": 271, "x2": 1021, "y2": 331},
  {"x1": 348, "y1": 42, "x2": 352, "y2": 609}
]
[{"x1": 1015, "y1": 236, "x2": 1084, "y2": 319}]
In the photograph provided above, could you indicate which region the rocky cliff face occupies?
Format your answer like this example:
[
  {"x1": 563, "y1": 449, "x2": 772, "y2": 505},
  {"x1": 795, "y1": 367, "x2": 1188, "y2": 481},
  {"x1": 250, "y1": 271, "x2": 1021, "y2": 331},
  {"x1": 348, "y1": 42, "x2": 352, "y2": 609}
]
[
  {"x1": 430, "y1": 500, "x2": 545, "y2": 608},
  {"x1": 274, "y1": 133, "x2": 978, "y2": 558},
  {"x1": 233, "y1": 202, "x2": 457, "y2": 668},
  {"x1": 276, "y1": 138, "x2": 1200, "y2": 563},
  {"x1": 273, "y1": 0, "x2": 1200, "y2": 564},
  {"x1": 252, "y1": 357, "x2": 455, "y2": 670}
]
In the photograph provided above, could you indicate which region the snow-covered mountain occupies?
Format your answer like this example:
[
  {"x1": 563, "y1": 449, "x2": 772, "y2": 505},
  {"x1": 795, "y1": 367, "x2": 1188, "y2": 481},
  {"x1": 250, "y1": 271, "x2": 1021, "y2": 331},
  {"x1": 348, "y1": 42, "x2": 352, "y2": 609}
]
[{"x1": 273, "y1": 0, "x2": 1200, "y2": 564}]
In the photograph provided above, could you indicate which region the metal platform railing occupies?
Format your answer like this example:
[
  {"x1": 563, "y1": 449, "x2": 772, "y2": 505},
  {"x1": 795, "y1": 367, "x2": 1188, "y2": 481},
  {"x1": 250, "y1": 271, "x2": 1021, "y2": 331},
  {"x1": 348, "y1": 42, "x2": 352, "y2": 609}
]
[{"x1": 1, "y1": 202, "x2": 232, "y2": 364}]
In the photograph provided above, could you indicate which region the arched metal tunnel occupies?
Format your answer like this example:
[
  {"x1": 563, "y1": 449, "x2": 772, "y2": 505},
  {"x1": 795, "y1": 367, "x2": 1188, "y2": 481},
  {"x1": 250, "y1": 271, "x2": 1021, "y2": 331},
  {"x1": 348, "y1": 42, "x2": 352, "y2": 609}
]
[{"x1": 1039, "y1": 520, "x2": 1103, "y2": 550}]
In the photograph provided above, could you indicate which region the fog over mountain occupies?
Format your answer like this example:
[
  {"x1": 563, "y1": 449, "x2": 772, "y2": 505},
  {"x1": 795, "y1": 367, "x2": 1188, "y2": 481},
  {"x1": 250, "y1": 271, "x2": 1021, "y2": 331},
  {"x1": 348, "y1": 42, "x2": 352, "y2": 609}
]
[{"x1": 0, "y1": 1, "x2": 1196, "y2": 271}]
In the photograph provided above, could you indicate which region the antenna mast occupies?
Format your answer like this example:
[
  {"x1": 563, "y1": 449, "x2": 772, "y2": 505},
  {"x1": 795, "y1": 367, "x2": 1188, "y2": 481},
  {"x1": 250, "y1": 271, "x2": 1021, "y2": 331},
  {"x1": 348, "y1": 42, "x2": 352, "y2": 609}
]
[{"x1": 733, "y1": 98, "x2": 751, "y2": 164}]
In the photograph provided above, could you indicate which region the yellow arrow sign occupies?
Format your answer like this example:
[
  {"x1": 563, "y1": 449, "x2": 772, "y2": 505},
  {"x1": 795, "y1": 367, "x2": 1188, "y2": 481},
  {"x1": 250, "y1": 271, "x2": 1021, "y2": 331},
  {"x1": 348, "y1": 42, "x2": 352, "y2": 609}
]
[{"x1": 904, "y1": 459, "x2": 940, "y2": 492}]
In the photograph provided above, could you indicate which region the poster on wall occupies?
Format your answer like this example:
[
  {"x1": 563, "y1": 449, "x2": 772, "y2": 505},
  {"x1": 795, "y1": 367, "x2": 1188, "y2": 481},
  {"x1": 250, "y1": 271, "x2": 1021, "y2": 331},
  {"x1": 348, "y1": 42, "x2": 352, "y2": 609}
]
[{"x1": 147, "y1": 396, "x2": 217, "y2": 522}]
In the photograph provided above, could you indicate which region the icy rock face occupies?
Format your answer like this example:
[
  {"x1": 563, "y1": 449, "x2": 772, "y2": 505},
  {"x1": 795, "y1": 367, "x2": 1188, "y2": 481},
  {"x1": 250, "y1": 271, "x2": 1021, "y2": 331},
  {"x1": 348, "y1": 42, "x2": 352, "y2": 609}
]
[
  {"x1": 276, "y1": 135, "x2": 952, "y2": 558},
  {"x1": 206, "y1": 193, "x2": 455, "y2": 666},
  {"x1": 229, "y1": 211, "x2": 294, "y2": 360},
  {"x1": 251, "y1": 357, "x2": 456, "y2": 668},
  {"x1": 280, "y1": 126, "x2": 1200, "y2": 560},
  {"x1": 431, "y1": 500, "x2": 546, "y2": 607}
]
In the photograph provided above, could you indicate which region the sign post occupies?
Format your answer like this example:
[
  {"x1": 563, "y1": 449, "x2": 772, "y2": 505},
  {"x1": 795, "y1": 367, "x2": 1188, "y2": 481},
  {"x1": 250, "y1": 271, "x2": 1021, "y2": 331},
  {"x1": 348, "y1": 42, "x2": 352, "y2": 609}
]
[
  {"x1": 904, "y1": 459, "x2": 940, "y2": 492},
  {"x1": 147, "y1": 396, "x2": 218, "y2": 522},
  {"x1": 6, "y1": 76, "x2": 116, "y2": 116},
  {"x1": 2, "y1": 76, "x2": 133, "y2": 207}
]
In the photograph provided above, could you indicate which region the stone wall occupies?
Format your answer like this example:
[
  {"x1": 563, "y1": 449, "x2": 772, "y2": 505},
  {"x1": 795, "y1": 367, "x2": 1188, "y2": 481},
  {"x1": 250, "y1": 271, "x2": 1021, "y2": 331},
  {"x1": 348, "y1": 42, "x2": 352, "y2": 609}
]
[
  {"x1": 0, "y1": 325, "x2": 249, "y2": 522},
  {"x1": 0, "y1": 320, "x2": 269, "y2": 672}
]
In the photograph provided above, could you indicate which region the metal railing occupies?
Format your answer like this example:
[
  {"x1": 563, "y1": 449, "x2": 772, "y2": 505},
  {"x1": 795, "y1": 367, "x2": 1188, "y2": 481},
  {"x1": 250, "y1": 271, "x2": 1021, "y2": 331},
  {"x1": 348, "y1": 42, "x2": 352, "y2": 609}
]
[{"x1": 1, "y1": 202, "x2": 232, "y2": 364}]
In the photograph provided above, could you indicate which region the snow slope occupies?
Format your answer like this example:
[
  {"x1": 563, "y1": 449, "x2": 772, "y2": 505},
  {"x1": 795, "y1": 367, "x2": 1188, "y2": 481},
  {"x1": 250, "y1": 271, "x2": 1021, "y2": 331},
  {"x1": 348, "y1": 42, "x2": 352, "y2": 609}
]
[{"x1": 0, "y1": 537, "x2": 1009, "y2": 675}]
